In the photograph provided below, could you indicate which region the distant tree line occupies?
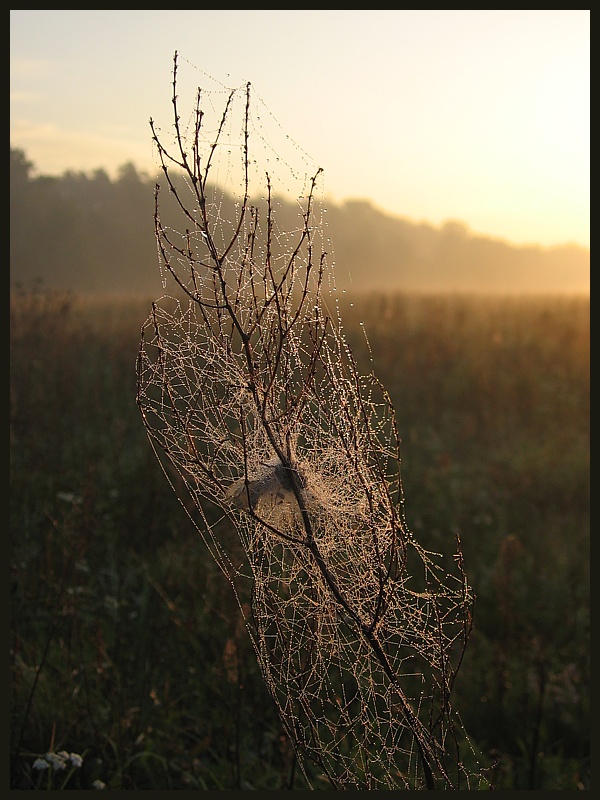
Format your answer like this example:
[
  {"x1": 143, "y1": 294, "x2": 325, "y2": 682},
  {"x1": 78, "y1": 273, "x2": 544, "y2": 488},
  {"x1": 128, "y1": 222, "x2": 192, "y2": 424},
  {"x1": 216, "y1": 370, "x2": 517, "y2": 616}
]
[{"x1": 10, "y1": 147, "x2": 589, "y2": 296}]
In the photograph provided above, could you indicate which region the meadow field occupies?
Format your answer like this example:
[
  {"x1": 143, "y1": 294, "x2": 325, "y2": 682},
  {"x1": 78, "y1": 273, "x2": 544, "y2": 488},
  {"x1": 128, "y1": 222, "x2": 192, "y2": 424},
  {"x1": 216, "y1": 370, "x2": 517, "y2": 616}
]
[{"x1": 10, "y1": 287, "x2": 589, "y2": 790}]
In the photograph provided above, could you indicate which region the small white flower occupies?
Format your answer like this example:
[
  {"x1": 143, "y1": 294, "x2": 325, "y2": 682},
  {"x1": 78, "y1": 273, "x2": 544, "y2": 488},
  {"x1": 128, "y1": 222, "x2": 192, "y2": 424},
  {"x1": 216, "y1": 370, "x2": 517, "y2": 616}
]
[
  {"x1": 56, "y1": 491, "x2": 83, "y2": 505},
  {"x1": 32, "y1": 757, "x2": 50, "y2": 771},
  {"x1": 68, "y1": 752, "x2": 83, "y2": 768},
  {"x1": 45, "y1": 751, "x2": 67, "y2": 770},
  {"x1": 92, "y1": 779, "x2": 107, "y2": 789}
]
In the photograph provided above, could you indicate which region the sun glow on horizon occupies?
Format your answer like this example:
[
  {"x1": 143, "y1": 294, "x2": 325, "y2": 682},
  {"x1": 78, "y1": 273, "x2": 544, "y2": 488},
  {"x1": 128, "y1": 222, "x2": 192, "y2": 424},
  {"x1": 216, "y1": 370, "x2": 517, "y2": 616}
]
[{"x1": 10, "y1": 10, "x2": 589, "y2": 250}]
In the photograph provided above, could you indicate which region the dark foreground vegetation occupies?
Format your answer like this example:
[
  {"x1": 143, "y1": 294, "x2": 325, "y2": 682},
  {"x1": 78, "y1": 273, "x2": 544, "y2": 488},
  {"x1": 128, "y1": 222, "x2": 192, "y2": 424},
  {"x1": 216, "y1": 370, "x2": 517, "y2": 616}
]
[{"x1": 10, "y1": 287, "x2": 589, "y2": 789}]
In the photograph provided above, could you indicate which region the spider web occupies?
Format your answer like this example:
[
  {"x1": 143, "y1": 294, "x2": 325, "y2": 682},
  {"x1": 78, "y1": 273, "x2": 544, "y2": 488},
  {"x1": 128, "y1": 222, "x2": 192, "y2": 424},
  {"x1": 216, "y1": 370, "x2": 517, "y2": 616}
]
[{"x1": 136, "y1": 52, "x2": 483, "y2": 790}]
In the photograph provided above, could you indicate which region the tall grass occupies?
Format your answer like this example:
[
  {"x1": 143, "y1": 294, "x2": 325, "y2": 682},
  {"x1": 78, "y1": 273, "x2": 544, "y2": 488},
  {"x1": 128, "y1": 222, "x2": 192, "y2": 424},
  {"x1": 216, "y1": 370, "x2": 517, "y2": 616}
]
[{"x1": 10, "y1": 287, "x2": 589, "y2": 789}]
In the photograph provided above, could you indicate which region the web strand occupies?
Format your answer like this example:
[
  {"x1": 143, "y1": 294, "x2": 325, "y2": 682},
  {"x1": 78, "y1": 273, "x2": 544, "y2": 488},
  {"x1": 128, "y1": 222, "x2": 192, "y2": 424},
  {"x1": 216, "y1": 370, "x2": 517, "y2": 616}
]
[{"x1": 136, "y1": 51, "x2": 483, "y2": 790}]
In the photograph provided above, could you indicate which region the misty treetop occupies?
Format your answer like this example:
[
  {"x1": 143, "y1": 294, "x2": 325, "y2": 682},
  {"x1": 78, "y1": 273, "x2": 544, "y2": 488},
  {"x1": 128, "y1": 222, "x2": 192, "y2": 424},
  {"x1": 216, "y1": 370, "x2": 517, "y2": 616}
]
[{"x1": 10, "y1": 147, "x2": 589, "y2": 296}]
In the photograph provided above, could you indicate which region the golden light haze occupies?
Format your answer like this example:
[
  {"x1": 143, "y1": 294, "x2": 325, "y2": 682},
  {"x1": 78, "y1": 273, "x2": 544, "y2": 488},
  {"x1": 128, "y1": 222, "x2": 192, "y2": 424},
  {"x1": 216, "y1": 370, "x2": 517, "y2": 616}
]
[{"x1": 10, "y1": 10, "x2": 589, "y2": 249}]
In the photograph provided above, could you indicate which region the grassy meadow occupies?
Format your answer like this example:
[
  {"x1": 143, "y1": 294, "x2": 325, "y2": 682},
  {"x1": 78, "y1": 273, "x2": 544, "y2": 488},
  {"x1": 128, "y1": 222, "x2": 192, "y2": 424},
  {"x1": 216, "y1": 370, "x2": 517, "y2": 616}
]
[{"x1": 10, "y1": 287, "x2": 589, "y2": 790}]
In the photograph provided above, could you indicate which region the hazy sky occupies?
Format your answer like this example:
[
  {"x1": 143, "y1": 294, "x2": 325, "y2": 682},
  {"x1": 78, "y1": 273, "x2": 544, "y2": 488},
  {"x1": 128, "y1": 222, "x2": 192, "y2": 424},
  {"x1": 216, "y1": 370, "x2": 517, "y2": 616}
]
[{"x1": 10, "y1": 10, "x2": 589, "y2": 248}]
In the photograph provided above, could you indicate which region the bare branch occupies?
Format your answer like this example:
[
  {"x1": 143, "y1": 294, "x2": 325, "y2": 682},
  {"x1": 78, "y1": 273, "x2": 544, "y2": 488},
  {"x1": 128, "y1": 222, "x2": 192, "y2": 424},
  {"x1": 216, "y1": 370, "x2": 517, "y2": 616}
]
[{"x1": 136, "y1": 52, "x2": 482, "y2": 791}]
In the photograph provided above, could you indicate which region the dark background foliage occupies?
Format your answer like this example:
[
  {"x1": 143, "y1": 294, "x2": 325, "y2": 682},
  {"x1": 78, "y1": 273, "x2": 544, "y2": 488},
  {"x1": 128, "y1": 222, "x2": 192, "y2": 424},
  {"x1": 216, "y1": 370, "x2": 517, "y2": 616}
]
[
  {"x1": 10, "y1": 147, "x2": 589, "y2": 297},
  {"x1": 10, "y1": 285, "x2": 589, "y2": 789},
  {"x1": 10, "y1": 140, "x2": 589, "y2": 789}
]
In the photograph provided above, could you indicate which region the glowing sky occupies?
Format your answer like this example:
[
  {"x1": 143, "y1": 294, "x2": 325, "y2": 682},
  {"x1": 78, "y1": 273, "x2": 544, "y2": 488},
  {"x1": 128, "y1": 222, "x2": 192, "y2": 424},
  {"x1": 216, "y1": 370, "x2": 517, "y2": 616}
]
[{"x1": 10, "y1": 10, "x2": 589, "y2": 248}]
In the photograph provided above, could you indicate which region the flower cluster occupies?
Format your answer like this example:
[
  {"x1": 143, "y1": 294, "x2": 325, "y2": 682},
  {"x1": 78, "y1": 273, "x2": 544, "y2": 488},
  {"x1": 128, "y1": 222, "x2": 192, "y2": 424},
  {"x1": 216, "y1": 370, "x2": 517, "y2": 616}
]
[
  {"x1": 33, "y1": 751, "x2": 83, "y2": 771},
  {"x1": 31, "y1": 751, "x2": 105, "y2": 788}
]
